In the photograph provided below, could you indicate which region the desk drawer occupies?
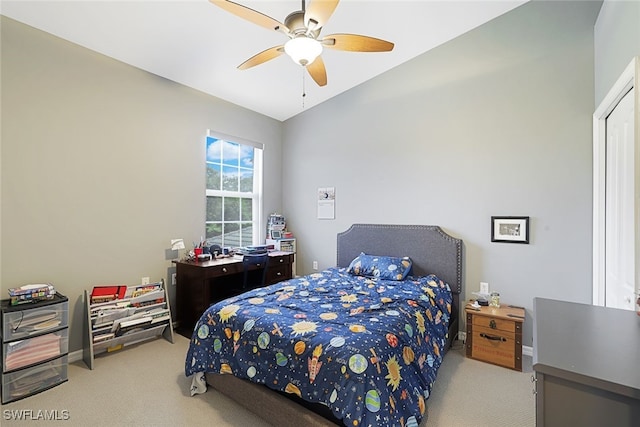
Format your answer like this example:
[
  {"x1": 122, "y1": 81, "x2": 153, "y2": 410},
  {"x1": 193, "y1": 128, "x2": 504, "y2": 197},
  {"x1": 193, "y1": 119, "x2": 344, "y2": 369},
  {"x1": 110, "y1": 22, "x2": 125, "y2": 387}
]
[
  {"x1": 267, "y1": 265, "x2": 291, "y2": 285},
  {"x1": 206, "y1": 263, "x2": 240, "y2": 278},
  {"x1": 270, "y1": 254, "x2": 292, "y2": 266}
]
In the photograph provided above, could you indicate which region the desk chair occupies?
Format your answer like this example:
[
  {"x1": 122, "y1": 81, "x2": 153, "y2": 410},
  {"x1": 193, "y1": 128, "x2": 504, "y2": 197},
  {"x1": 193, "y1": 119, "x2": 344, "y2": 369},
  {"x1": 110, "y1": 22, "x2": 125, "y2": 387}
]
[{"x1": 242, "y1": 253, "x2": 269, "y2": 291}]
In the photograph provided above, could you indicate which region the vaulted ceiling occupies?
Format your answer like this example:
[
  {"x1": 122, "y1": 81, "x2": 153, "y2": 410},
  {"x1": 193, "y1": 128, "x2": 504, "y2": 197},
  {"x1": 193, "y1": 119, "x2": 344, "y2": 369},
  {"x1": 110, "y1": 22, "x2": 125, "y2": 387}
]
[{"x1": 1, "y1": 1, "x2": 526, "y2": 121}]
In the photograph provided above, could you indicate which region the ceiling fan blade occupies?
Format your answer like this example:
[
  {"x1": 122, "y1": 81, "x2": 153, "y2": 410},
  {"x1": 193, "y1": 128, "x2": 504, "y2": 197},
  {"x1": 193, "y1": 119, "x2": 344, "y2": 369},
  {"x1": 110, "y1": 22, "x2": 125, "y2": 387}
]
[
  {"x1": 304, "y1": 0, "x2": 340, "y2": 31},
  {"x1": 238, "y1": 46, "x2": 285, "y2": 70},
  {"x1": 307, "y1": 55, "x2": 327, "y2": 87},
  {"x1": 210, "y1": 0, "x2": 288, "y2": 33},
  {"x1": 321, "y1": 33, "x2": 394, "y2": 52}
]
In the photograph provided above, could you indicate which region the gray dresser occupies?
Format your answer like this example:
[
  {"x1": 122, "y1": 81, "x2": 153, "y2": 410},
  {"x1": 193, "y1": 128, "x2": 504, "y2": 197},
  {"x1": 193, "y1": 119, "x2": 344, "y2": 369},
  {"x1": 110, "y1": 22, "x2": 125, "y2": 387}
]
[{"x1": 533, "y1": 297, "x2": 640, "y2": 426}]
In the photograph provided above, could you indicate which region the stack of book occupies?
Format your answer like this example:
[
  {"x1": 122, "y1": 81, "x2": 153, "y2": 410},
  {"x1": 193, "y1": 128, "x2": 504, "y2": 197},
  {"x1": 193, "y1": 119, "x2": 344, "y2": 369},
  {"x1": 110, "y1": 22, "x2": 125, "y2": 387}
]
[
  {"x1": 236, "y1": 245, "x2": 269, "y2": 255},
  {"x1": 8, "y1": 284, "x2": 57, "y2": 306}
]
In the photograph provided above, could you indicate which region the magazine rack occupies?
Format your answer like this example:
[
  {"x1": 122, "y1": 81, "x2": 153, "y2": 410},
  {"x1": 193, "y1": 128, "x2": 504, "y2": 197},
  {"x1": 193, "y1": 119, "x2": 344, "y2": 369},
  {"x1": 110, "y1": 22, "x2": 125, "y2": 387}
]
[{"x1": 82, "y1": 279, "x2": 174, "y2": 370}]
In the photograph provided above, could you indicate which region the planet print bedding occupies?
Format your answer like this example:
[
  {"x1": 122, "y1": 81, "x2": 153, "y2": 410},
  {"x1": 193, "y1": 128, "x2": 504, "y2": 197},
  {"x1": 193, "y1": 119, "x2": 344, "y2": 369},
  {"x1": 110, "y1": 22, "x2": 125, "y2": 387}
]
[{"x1": 186, "y1": 266, "x2": 452, "y2": 427}]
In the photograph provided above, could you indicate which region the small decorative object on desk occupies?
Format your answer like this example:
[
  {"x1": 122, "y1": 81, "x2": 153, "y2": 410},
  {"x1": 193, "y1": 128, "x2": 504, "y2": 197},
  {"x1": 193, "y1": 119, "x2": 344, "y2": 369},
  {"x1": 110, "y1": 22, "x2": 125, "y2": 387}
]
[
  {"x1": 8, "y1": 283, "x2": 56, "y2": 305},
  {"x1": 490, "y1": 292, "x2": 500, "y2": 308},
  {"x1": 197, "y1": 253, "x2": 212, "y2": 262}
]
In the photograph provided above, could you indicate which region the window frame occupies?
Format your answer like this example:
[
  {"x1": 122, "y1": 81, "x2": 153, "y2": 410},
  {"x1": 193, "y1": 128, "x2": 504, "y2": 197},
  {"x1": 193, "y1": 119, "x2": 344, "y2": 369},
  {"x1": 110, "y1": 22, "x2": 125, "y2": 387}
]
[{"x1": 205, "y1": 129, "x2": 264, "y2": 248}]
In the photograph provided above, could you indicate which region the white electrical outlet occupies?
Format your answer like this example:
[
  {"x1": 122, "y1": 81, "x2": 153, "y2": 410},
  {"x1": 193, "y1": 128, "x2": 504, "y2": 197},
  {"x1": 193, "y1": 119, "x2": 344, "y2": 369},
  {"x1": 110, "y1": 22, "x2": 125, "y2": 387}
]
[
  {"x1": 480, "y1": 282, "x2": 489, "y2": 294},
  {"x1": 142, "y1": 276, "x2": 150, "y2": 285},
  {"x1": 312, "y1": 261, "x2": 318, "y2": 270},
  {"x1": 171, "y1": 273, "x2": 177, "y2": 286}
]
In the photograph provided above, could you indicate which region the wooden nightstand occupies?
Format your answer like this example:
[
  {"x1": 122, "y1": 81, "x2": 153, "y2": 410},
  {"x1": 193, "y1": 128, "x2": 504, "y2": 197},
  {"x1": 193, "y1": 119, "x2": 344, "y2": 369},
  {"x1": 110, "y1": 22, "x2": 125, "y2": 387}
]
[{"x1": 465, "y1": 303, "x2": 525, "y2": 371}]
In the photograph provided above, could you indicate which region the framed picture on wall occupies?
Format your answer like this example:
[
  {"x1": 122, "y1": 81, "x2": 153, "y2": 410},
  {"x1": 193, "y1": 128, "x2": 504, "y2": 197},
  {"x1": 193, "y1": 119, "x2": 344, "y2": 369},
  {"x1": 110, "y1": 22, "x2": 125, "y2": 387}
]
[{"x1": 491, "y1": 216, "x2": 529, "y2": 244}]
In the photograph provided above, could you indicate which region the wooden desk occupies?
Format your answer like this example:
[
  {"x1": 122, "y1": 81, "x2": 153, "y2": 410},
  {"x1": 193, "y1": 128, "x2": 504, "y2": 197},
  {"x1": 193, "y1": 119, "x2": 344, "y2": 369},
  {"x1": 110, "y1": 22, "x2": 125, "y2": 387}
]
[
  {"x1": 533, "y1": 298, "x2": 640, "y2": 426},
  {"x1": 174, "y1": 252, "x2": 294, "y2": 334}
]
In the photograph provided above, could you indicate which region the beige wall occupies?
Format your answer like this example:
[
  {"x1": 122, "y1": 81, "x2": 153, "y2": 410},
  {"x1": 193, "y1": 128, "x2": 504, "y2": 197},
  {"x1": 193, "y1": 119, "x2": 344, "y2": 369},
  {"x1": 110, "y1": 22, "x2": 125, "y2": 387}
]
[{"x1": 0, "y1": 16, "x2": 283, "y2": 353}]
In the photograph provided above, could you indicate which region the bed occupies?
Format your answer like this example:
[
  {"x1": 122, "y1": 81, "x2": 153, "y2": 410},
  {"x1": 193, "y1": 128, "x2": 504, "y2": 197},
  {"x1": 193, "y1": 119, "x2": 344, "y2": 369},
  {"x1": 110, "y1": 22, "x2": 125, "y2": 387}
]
[{"x1": 186, "y1": 224, "x2": 463, "y2": 426}]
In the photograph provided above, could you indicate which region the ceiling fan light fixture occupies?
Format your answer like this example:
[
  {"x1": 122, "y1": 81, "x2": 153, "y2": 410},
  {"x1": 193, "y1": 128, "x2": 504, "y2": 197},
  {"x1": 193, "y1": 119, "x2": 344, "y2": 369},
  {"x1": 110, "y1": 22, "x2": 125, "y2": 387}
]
[{"x1": 284, "y1": 36, "x2": 323, "y2": 66}]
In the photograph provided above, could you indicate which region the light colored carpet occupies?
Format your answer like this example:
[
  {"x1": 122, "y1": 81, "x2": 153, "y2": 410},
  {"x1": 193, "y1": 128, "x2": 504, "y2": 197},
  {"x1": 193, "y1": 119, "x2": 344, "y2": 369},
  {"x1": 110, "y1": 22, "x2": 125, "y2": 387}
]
[
  {"x1": 0, "y1": 334, "x2": 534, "y2": 426},
  {"x1": 426, "y1": 341, "x2": 535, "y2": 426}
]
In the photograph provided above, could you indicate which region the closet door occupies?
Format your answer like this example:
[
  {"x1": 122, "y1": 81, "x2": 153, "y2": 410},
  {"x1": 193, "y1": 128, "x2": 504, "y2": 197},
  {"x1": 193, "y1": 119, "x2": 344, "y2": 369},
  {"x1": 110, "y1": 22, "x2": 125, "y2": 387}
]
[
  {"x1": 593, "y1": 57, "x2": 639, "y2": 310},
  {"x1": 604, "y1": 87, "x2": 636, "y2": 310}
]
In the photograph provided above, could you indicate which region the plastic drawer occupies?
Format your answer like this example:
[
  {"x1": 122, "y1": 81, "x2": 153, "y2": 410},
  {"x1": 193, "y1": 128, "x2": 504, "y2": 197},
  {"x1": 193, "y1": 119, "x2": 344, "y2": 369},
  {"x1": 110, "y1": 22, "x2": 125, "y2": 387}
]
[
  {"x1": 2, "y1": 355, "x2": 68, "y2": 404},
  {"x1": 3, "y1": 329, "x2": 69, "y2": 372},
  {"x1": 2, "y1": 300, "x2": 69, "y2": 341}
]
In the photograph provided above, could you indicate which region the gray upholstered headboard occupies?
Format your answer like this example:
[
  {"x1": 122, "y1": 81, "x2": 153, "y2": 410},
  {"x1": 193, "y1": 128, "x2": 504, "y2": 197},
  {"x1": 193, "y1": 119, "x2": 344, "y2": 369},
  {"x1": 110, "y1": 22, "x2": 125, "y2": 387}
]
[{"x1": 336, "y1": 224, "x2": 463, "y2": 295}]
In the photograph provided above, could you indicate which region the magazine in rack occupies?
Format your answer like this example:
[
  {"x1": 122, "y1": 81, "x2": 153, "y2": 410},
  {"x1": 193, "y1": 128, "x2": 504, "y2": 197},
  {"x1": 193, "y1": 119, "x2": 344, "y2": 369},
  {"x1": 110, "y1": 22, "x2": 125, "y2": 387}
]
[{"x1": 83, "y1": 280, "x2": 173, "y2": 369}]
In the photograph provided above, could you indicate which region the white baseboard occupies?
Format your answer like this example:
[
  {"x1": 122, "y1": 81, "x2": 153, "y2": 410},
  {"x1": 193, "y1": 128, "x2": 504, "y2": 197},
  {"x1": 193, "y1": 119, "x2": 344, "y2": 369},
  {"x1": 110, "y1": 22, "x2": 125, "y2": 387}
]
[
  {"x1": 69, "y1": 349, "x2": 83, "y2": 364},
  {"x1": 70, "y1": 334, "x2": 533, "y2": 367},
  {"x1": 457, "y1": 331, "x2": 532, "y2": 357}
]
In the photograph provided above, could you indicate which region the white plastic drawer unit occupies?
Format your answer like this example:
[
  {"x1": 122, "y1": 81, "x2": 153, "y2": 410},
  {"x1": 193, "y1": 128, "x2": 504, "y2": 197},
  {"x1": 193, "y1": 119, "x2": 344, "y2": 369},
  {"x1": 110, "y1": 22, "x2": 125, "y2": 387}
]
[
  {"x1": 2, "y1": 300, "x2": 69, "y2": 341},
  {"x1": 3, "y1": 329, "x2": 69, "y2": 371},
  {"x1": 1, "y1": 355, "x2": 68, "y2": 404}
]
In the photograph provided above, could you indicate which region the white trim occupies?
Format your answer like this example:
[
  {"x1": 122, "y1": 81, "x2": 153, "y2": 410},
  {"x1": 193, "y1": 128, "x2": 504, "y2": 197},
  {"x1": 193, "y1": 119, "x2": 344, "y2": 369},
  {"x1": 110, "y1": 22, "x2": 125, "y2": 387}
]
[
  {"x1": 206, "y1": 129, "x2": 264, "y2": 150},
  {"x1": 205, "y1": 130, "x2": 265, "y2": 246},
  {"x1": 73, "y1": 333, "x2": 533, "y2": 366},
  {"x1": 69, "y1": 348, "x2": 83, "y2": 364},
  {"x1": 592, "y1": 57, "x2": 639, "y2": 306}
]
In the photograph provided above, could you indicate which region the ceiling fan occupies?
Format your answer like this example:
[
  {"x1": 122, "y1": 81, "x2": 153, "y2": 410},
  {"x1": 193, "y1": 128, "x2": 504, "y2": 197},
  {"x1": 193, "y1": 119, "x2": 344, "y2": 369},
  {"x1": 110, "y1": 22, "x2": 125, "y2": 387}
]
[{"x1": 210, "y1": 0, "x2": 394, "y2": 87}]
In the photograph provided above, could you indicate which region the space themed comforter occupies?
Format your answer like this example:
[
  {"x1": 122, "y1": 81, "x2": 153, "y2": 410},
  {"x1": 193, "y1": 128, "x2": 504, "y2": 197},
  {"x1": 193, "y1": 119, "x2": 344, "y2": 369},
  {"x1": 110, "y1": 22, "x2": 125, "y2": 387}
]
[{"x1": 185, "y1": 267, "x2": 452, "y2": 427}]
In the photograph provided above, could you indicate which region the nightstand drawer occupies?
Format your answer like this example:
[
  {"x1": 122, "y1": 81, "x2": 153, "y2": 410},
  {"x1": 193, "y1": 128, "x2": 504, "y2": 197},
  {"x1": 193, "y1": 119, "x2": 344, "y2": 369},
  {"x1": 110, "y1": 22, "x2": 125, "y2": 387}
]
[
  {"x1": 472, "y1": 314, "x2": 518, "y2": 333},
  {"x1": 469, "y1": 325, "x2": 516, "y2": 369}
]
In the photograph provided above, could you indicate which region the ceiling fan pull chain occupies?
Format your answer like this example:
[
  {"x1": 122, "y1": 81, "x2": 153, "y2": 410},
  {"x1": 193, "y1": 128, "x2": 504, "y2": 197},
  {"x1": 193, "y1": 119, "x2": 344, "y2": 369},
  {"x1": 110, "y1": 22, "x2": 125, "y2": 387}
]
[{"x1": 302, "y1": 68, "x2": 306, "y2": 109}]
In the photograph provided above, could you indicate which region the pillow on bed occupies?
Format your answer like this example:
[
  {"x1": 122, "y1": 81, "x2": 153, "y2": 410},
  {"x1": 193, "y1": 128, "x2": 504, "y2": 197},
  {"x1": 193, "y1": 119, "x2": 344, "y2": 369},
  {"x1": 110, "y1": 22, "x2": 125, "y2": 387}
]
[{"x1": 347, "y1": 253, "x2": 413, "y2": 281}]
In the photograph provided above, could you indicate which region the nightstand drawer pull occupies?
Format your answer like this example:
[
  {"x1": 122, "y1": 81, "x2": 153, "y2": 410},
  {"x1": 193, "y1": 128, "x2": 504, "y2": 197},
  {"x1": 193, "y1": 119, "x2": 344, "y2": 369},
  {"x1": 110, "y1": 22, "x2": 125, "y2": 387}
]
[
  {"x1": 480, "y1": 333, "x2": 507, "y2": 342},
  {"x1": 489, "y1": 320, "x2": 497, "y2": 329}
]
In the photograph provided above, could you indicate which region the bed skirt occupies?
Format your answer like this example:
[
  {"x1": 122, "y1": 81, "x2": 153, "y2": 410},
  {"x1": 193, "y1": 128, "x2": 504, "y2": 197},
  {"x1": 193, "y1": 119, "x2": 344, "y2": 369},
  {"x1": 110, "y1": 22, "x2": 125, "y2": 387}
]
[{"x1": 206, "y1": 373, "x2": 339, "y2": 426}]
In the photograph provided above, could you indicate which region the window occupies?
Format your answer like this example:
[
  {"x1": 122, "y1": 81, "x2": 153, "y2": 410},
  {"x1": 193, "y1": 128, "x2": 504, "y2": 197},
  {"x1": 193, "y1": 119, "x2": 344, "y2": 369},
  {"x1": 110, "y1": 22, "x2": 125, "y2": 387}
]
[{"x1": 205, "y1": 131, "x2": 263, "y2": 248}]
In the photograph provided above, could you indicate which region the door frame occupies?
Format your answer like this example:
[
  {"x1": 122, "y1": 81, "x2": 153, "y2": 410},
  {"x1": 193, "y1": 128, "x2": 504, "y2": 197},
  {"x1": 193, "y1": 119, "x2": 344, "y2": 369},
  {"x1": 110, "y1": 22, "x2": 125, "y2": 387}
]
[{"x1": 592, "y1": 56, "x2": 639, "y2": 306}]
